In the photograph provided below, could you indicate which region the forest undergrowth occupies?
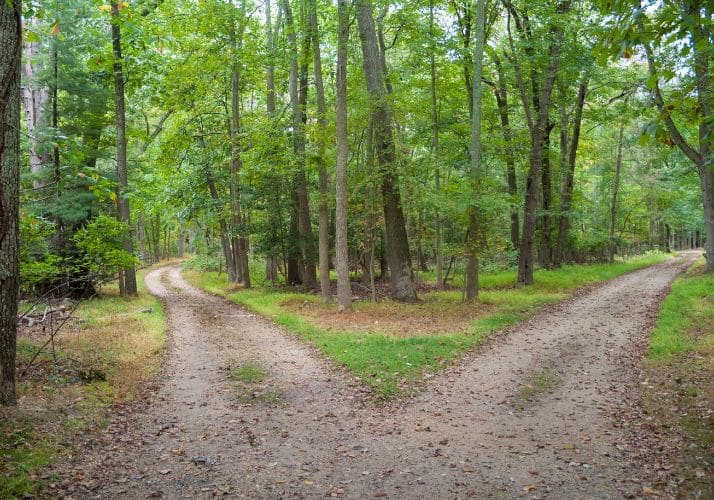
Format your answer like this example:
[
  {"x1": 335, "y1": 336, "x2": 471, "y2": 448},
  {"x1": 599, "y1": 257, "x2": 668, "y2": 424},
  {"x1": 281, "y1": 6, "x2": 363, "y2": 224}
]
[{"x1": 1, "y1": 268, "x2": 166, "y2": 498}]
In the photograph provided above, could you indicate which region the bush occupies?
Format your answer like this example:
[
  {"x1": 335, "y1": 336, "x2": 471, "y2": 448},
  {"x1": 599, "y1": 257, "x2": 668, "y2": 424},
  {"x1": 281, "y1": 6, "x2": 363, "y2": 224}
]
[{"x1": 72, "y1": 215, "x2": 138, "y2": 284}]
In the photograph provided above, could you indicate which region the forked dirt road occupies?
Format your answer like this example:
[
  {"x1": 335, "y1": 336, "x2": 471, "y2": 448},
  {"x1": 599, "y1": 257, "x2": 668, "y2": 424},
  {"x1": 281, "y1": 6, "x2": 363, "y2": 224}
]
[{"x1": 72, "y1": 254, "x2": 698, "y2": 499}]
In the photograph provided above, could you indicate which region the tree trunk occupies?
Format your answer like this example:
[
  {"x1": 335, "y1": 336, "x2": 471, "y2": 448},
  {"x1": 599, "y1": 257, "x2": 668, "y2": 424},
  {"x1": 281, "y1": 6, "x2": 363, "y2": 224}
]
[
  {"x1": 111, "y1": 1, "x2": 137, "y2": 296},
  {"x1": 309, "y1": 0, "x2": 332, "y2": 302},
  {"x1": 335, "y1": 0, "x2": 352, "y2": 311},
  {"x1": 355, "y1": 0, "x2": 416, "y2": 302},
  {"x1": 21, "y1": 26, "x2": 51, "y2": 190},
  {"x1": 609, "y1": 125, "x2": 624, "y2": 262},
  {"x1": 514, "y1": 2, "x2": 570, "y2": 286},
  {"x1": 200, "y1": 135, "x2": 236, "y2": 282},
  {"x1": 284, "y1": 0, "x2": 316, "y2": 289},
  {"x1": 229, "y1": 0, "x2": 250, "y2": 288},
  {"x1": 538, "y1": 124, "x2": 553, "y2": 268},
  {"x1": 0, "y1": 0, "x2": 20, "y2": 406},
  {"x1": 554, "y1": 77, "x2": 587, "y2": 266},
  {"x1": 491, "y1": 51, "x2": 519, "y2": 250},
  {"x1": 465, "y1": 0, "x2": 487, "y2": 302},
  {"x1": 429, "y1": 0, "x2": 444, "y2": 289},
  {"x1": 265, "y1": 0, "x2": 280, "y2": 283}
]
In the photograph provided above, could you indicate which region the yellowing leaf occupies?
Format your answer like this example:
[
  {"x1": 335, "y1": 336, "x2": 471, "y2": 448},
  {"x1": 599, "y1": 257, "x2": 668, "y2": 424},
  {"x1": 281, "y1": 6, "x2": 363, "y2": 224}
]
[
  {"x1": 51, "y1": 21, "x2": 60, "y2": 36},
  {"x1": 99, "y1": 5, "x2": 111, "y2": 12}
]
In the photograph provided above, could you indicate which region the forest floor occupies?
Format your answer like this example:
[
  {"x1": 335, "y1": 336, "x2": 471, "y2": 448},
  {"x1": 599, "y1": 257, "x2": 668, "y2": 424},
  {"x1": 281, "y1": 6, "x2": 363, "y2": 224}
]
[{"x1": 40, "y1": 251, "x2": 711, "y2": 499}]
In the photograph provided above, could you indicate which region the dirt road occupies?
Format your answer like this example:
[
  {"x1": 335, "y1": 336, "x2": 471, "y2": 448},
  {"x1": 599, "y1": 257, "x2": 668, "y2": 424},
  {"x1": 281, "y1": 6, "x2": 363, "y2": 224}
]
[{"x1": 73, "y1": 255, "x2": 696, "y2": 499}]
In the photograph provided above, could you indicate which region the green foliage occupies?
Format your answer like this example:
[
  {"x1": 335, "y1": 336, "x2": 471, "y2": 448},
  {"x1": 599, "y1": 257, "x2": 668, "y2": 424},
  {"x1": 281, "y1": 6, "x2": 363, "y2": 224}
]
[
  {"x1": 19, "y1": 213, "x2": 63, "y2": 293},
  {"x1": 72, "y1": 215, "x2": 138, "y2": 283}
]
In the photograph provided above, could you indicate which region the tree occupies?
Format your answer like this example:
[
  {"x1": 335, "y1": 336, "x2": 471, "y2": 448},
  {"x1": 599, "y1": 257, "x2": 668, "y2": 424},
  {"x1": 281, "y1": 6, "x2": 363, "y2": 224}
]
[
  {"x1": 600, "y1": 0, "x2": 713, "y2": 271},
  {"x1": 335, "y1": 0, "x2": 352, "y2": 311},
  {"x1": 309, "y1": 0, "x2": 331, "y2": 302},
  {"x1": 0, "y1": 0, "x2": 21, "y2": 406},
  {"x1": 356, "y1": 0, "x2": 417, "y2": 302},
  {"x1": 464, "y1": 0, "x2": 486, "y2": 302},
  {"x1": 110, "y1": 0, "x2": 137, "y2": 296},
  {"x1": 504, "y1": 0, "x2": 572, "y2": 286}
]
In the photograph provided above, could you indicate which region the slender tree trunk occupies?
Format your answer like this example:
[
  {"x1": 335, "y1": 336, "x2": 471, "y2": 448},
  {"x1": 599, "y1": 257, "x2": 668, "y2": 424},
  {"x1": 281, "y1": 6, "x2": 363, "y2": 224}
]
[
  {"x1": 200, "y1": 135, "x2": 236, "y2": 282},
  {"x1": 555, "y1": 77, "x2": 587, "y2": 266},
  {"x1": 284, "y1": 0, "x2": 316, "y2": 288},
  {"x1": 429, "y1": 0, "x2": 444, "y2": 289},
  {"x1": 137, "y1": 212, "x2": 146, "y2": 262},
  {"x1": 229, "y1": 0, "x2": 250, "y2": 287},
  {"x1": 465, "y1": 0, "x2": 486, "y2": 302},
  {"x1": 0, "y1": 0, "x2": 21, "y2": 406},
  {"x1": 265, "y1": 1, "x2": 280, "y2": 282},
  {"x1": 335, "y1": 0, "x2": 352, "y2": 311},
  {"x1": 309, "y1": 0, "x2": 331, "y2": 302},
  {"x1": 538, "y1": 124, "x2": 553, "y2": 268},
  {"x1": 491, "y1": 51, "x2": 519, "y2": 250},
  {"x1": 111, "y1": 1, "x2": 137, "y2": 296},
  {"x1": 609, "y1": 125, "x2": 624, "y2": 262},
  {"x1": 355, "y1": 0, "x2": 416, "y2": 302}
]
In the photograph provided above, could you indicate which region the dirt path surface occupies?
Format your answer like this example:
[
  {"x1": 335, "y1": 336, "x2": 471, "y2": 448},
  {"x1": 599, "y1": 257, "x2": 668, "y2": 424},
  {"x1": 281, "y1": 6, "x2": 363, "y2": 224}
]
[{"x1": 70, "y1": 255, "x2": 698, "y2": 499}]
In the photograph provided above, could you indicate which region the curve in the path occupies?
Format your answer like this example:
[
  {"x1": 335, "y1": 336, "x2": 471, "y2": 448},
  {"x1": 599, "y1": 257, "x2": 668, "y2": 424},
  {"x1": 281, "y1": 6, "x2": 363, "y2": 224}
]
[{"x1": 76, "y1": 255, "x2": 695, "y2": 499}]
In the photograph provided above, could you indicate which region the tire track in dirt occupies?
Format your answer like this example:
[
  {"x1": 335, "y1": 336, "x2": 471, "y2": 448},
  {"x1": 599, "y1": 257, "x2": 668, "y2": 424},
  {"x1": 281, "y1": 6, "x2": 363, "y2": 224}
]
[{"x1": 72, "y1": 254, "x2": 697, "y2": 499}]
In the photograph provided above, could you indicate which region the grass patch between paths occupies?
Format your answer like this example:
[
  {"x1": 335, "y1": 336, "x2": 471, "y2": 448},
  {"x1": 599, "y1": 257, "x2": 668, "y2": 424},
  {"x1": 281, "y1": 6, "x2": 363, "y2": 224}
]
[{"x1": 184, "y1": 252, "x2": 669, "y2": 400}]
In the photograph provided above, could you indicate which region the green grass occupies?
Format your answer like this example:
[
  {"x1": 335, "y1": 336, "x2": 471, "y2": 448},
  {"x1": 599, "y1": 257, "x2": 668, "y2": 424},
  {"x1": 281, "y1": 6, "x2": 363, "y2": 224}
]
[
  {"x1": 0, "y1": 420, "x2": 56, "y2": 499},
  {"x1": 184, "y1": 252, "x2": 670, "y2": 399},
  {"x1": 231, "y1": 363, "x2": 265, "y2": 384},
  {"x1": 650, "y1": 258, "x2": 714, "y2": 358}
]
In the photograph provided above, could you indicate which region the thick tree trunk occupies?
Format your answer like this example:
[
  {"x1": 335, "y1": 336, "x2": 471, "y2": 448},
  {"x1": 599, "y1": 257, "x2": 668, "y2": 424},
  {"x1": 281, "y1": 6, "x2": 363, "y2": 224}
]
[
  {"x1": 555, "y1": 77, "x2": 587, "y2": 266},
  {"x1": 21, "y1": 30, "x2": 51, "y2": 190},
  {"x1": 335, "y1": 0, "x2": 352, "y2": 311},
  {"x1": 465, "y1": 0, "x2": 487, "y2": 302},
  {"x1": 356, "y1": 0, "x2": 416, "y2": 302},
  {"x1": 111, "y1": 1, "x2": 137, "y2": 296},
  {"x1": 0, "y1": 0, "x2": 21, "y2": 406},
  {"x1": 309, "y1": 0, "x2": 332, "y2": 302},
  {"x1": 609, "y1": 125, "x2": 624, "y2": 263}
]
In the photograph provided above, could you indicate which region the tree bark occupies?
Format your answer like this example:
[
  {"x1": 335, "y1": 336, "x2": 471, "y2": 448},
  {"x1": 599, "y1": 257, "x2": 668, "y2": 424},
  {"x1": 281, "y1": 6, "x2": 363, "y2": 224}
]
[
  {"x1": 0, "y1": 0, "x2": 21, "y2": 406},
  {"x1": 335, "y1": 0, "x2": 352, "y2": 311},
  {"x1": 465, "y1": 0, "x2": 486, "y2": 302},
  {"x1": 356, "y1": 0, "x2": 417, "y2": 302},
  {"x1": 111, "y1": 1, "x2": 137, "y2": 296}
]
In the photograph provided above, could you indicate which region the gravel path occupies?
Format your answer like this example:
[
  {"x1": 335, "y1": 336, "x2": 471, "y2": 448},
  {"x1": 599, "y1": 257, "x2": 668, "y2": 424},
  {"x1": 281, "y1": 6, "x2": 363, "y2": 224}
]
[{"x1": 73, "y1": 254, "x2": 697, "y2": 499}]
